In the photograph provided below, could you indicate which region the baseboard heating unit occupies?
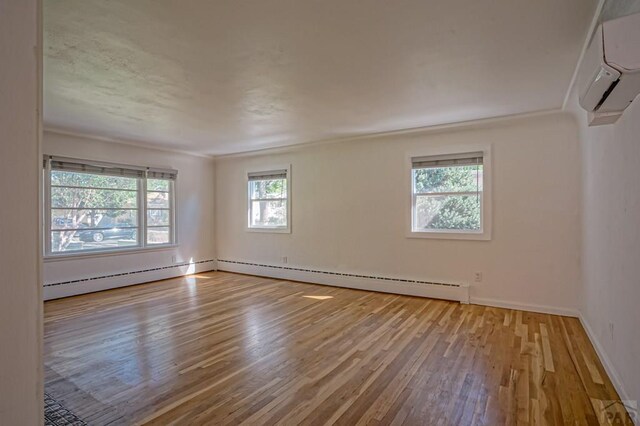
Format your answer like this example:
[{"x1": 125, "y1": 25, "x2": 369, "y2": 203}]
[
  {"x1": 217, "y1": 259, "x2": 470, "y2": 303},
  {"x1": 44, "y1": 259, "x2": 217, "y2": 300}
]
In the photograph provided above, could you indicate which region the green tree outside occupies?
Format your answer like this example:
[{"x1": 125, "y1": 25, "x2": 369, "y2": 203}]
[
  {"x1": 414, "y1": 165, "x2": 482, "y2": 230},
  {"x1": 50, "y1": 171, "x2": 138, "y2": 251},
  {"x1": 250, "y1": 178, "x2": 287, "y2": 226}
]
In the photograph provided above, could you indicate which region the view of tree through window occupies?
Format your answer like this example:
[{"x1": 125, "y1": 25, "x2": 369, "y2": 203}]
[
  {"x1": 46, "y1": 163, "x2": 176, "y2": 255},
  {"x1": 412, "y1": 164, "x2": 483, "y2": 231},
  {"x1": 50, "y1": 171, "x2": 139, "y2": 252},
  {"x1": 248, "y1": 175, "x2": 287, "y2": 228}
]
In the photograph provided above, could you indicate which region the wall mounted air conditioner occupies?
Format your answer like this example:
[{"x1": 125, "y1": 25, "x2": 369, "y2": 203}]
[{"x1": 578, "y1": 12, "x2": 640, "y2": 126}]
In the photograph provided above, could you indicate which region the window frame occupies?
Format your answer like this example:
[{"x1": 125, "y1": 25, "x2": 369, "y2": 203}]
[
  {"x1": 246, "y1": 165, "x2": 291, "y2": 234},
  {"x1": 43, "y1": 156, "x2": 178, "y2": 259},
  {"x1": 406, "y1": 145, "x2": 492, "y2": 241}
]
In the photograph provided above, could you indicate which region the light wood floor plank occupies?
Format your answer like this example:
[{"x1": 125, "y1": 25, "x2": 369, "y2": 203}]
[{"x1": 44, "y1": 271, "x2": 631, "y2": 425}]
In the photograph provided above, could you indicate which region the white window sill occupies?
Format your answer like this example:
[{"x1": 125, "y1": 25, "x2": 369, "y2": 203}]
[
  {"x1": 246, "y1": 227, "x2": 291, "y2": 234},
  {"x1": 407, "y1": 230, "x2": 490, "y2": 241},
  {"x1": 44, "y1": 244, "x2": 179, "y2": 263}
]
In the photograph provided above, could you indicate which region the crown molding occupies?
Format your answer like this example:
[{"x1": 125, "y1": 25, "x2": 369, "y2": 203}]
[
  {"x1": 43, "y1": 126, "x2": 216, "y2": 160},
  {"x1": 214, "y1": 108, "x2": 563, "y2": 159}
]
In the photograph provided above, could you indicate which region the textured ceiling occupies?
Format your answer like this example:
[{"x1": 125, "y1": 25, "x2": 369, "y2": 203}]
[{"x1": 44, "y1": 0, "x2": 598, "y2": 155}]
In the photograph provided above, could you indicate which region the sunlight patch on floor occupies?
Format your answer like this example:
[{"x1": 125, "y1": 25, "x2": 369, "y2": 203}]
[{"x1": 303, "y1": 295, "x2": 334, "y2": 300}]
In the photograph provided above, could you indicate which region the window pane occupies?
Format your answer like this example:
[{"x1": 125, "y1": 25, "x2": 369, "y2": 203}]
[
  {"x1": 250, "y1": 200, "x2": 287, "y2": 227},
  {"x1": 146, "y1": 180, "x2": 173, "y2": 244},
  {"x1": 51, "y1": 229, "x2": 138, "y2": 253},
  {"x1": 48, "y1": 170, "x2": 140, "y2": 254},
  {"x1": 147, "y1": 191, "x2": 170, "y2": 208},
  {"x1": 51, "y1": 209, "x2": 137, "y2": 230},
  {"x1": 414, "y1": 194, "x2": 481, "y2": 231},
  {"x1": 51, "y1": 187, "x2": 138, "y2": 209},
  {"x1": 147, "y1": 227, "x2": 170, "y2": 245},
  {"x1": 147, "y1": 209, "x2": 170, "y2": 226},
  {"x1": 249, "y1": 179, "x2": 287, "y2": 199},
  {"x1": 413, "y1": 165, "x2": 483, "y2": 193},
  {"x1": 147, "y1": 179, "x2": 169, "y2": 192},
  {"x1": 51, "y1": 171, "x2": 137, "y2": 190}
]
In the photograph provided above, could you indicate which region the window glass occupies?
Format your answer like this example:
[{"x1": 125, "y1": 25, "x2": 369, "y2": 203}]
[
  {"x1": 147, "y1": 226, "x2": 170, "y2": 245},
  {"x1": 248, "y1": 174, "x2": 288, "y2": 229},
  {"x1": 250, "y1": 199, "x2": 287, "y2": 228},
  {"x1": 412, "y1": 160, "x2": 483, "y2": 233},
  {"x1": 146, "y1": 179, "x2": 173, "y2": 245},
  {"x1": 46, "y1": 166, "x2": 176, "y2": 255},
  {"x1": 49, "y1": 171, "x2": 139, "y2": 253}
]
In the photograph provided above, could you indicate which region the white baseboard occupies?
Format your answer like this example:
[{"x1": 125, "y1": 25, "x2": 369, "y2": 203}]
[
  {"x1": 579, "y1": 312, "x2": 634, "y2": 409},
  {"x1": 217, "y1": 260, "x2": 587, "y2": 315},
  {"x1": 217, "y1": 259, "x2": 470, "y2": 303},
  {"x1": 470, "y1": 297, "x2": 579, "y2": 317},
  {"x1": 43, "y1": 259, "x2": 217, "y2": 300}
]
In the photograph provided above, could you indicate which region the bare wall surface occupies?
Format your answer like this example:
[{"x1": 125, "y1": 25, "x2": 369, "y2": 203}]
[
  {"x1": 0, "y1": 0, "x2": 43, "y2": 423},
  {"x1": 573, "y1": 94, "x2": 640, "y2": 404},
  {"x1": 42, "y1": 131, "x2": 216, "y2": 299},
  {"x1": 566, "y1": 0, "x2": 640, "y2": 404},
  {"x1": 215, "y1": 113, "x2": 582, "y2": 314}
]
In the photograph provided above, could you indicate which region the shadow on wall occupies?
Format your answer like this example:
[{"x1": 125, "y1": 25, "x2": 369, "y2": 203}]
[{"x1": 601, "y1": 0, "x2": 640, "y2": 22}]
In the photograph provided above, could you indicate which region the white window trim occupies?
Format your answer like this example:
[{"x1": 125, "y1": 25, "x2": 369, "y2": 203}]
[
  {"x1": 246, "y1": 164, "x2": 291, "y2": 234},
  {"x1": 406, "y1": 144, "x2": 492, "y2": 241},
  {"x1": 43, "y1": 244, "x2": 179, "y2": 263},
  {"x1": 43, "y1": 156, "x2": 178, "y2": 259}
]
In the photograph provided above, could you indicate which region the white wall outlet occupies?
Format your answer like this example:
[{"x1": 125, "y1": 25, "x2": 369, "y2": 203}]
[
  {"x1": 474, "y1": 272, "x2": 483, "y2": 283},
  {"x1": 282, "y1": 256, "x2": 288, "y2": 264},
  {"x1": 171, "y1": 255, "x2": 177, "y2": 263}
]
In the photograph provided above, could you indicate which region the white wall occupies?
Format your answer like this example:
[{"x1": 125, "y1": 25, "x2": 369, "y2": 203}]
[
  {"x1": 216, "y1": 112, "x2": 582, "y2": 314},
  {"x1": 572, "y1": 96, "x2": 640, "y2": 404},
  {"x1": 0, "y1": 0, "x2": 43, "y2": 423},
  {"x1": 42, "y1": 131, "x2": 216, "y2": 299}
]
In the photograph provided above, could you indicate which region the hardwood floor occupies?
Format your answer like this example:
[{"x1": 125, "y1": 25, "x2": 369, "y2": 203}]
[{"x1": 44, "y1": 271, "x2": 630, "y2": 425}]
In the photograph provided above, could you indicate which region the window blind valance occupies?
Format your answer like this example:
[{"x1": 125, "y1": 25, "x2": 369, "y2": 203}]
[
  {"x1": 146, "y1": 168, "x2": 178, "y2": 180},
  {"x1": 412, "y1": 152, "x2": 483, "y2": 169},
  {"x1": 247, "y1": 169, "x2": 287, "y2": 181},
  {"x1": 45, "y1": 156, "x2": 177, "y2": 180}
]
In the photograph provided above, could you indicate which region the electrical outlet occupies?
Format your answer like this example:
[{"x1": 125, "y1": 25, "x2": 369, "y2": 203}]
[
  {"x1": 282, "y1": 256, "x2": 288, "y2": 264},
  {"x1": 171, "y1": 255, "x2": 177, "y2": 263},
  {"x1": 474, "y1": 272, "x2": 483, "y2": 283}
]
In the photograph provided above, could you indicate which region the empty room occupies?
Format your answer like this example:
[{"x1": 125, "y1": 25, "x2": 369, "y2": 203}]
[{"x1": 1, "y1": 0, "x2": 639, "y2": 424}]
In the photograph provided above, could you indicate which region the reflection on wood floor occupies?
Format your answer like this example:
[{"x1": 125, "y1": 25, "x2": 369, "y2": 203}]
[{"x1": 44, "y1": 271, "x2": 630, "y2": 425}]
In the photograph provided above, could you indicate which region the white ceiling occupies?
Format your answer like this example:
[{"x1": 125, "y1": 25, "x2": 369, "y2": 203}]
[{"x1": 44, "y1": 0, "x2": 598, "y2": 155}]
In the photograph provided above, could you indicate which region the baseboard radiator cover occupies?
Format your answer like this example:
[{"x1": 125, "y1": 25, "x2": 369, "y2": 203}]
[
  {"x1": 43, "y1": 259, "x2": 217, "y2": 300},
  {"x1": 217, "y1": 259, "x2": 470, "y2": 303}
]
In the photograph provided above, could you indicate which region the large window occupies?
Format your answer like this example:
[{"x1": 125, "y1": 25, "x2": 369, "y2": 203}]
[
  {"x1": 247, "y1": 168, "x2": 290, "y2": 232},
  {"x1": 45, "y1": 157, "x2": 176, "y2": 256},
  {"x1": 410, "y1": 150, "x2": 490, "y2": 239}
]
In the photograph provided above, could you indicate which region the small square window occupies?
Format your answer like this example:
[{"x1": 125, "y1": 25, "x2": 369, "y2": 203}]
[
  {"x1": 247, "y1": 167, "x2": 290, "y2": 233},
  {"x1": 410, "y1": 150, "x2": 491, "y2": 240}
]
